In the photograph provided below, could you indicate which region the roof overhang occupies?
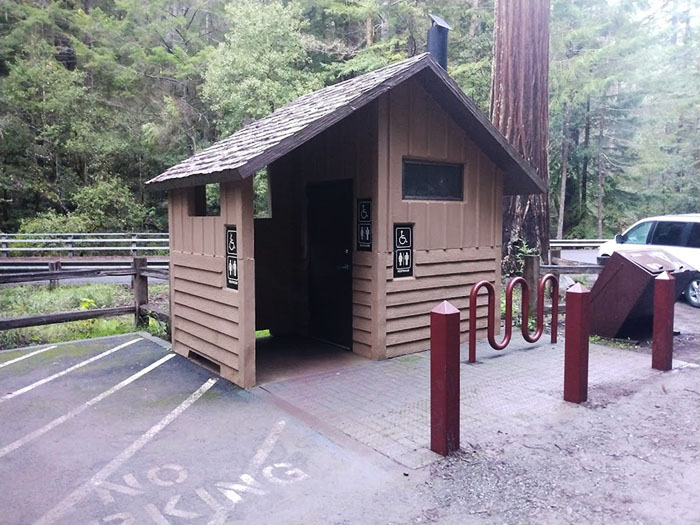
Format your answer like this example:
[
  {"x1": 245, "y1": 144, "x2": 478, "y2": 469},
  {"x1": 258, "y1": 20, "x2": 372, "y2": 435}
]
[{"x1": 147, "y1": 54, "x2": 545, "y2": 195}]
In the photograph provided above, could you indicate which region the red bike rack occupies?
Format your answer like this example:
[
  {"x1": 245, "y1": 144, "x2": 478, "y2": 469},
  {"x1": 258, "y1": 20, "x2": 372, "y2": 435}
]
[{"x1": 468, "y1": 274, "x2": 559, "y2": 363}]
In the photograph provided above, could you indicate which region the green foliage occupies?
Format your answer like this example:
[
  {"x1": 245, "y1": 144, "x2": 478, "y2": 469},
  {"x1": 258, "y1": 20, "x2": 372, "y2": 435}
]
[
  {"x1": 253, "y1": 170, "x2": 271, "y2": 218},
  {"x1": 18, "y1": 210, "x2": 92, "y2": 235},
  {"x1": 72, "y1": 177, "x2": 148, "y2": 231},
  {"x1": 0, "y1": 0, "x2": 697, "y2": 241},
  {"x1": 0, "y1": 283, "x2": 169, "y2": 349},
  {"x1": 549, "y1": 0, "x2": 700, "y2": 238},
  {"x1": 203, "y1": 0, "x2": 322, "y2": 135},
  {"x1": 502, "y1": 237, "x2": 538, "y2": 277}
]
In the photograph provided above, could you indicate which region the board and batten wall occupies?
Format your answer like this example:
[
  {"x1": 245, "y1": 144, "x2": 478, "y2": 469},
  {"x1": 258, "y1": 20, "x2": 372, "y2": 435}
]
[
  {"x1": 168, "y1": 178, "x2": 256, "y2": 388},
  {"x1": 377, "y1": 78, "x2": 503, "y2": 358}
]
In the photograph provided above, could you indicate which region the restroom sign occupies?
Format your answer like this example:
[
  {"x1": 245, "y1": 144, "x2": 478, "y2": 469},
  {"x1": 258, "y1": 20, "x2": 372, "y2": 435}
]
[
  {"x1": 357, "y1": 199, "x2": 372, "y2": 251},
  {"x1": 393, "y1": 224, "x2": 413, "y2": 278},
  {"x1": 225, "y1": 225, "x2": 238, "y2": 290}
]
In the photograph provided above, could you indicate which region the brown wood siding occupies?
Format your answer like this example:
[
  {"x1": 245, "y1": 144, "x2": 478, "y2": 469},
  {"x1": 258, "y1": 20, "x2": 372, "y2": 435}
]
[
  {"x1": 254, "y1": 102, "x2": 382, "y2": 359},
  {"x1": 379, "y1": 79, "x2": 504, "y2": 356},
  {"x1": 168, "y1": 178, "x2": 255, "y2": 387}
]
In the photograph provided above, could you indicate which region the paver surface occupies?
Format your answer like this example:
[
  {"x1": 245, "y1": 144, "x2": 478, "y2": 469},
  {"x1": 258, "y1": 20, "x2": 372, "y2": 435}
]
[
  {"x1": 261, "y1": 336, "x2": 696, "y2": 469},
  {"x1": 1, "y1": 331, "x2": 698, "y2": 524}
]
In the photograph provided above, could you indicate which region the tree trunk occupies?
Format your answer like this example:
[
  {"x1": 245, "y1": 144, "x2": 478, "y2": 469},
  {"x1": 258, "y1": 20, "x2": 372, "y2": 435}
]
[
  {"x1": 556, "y1": 103, "x2": 571, "y2": 239},
  {"x1": 469, "y1": 0, "x2": 481, "y2": 37},
  {"x1": 490, "y1": 0, "x2": 551, "y2": 263},
  {"x1": 596, "y1": 115, "x2": 605, "y2": 238},
  {"x1": 365, "y1": 15, "x2": 374, "y2": 46},
  {"x1": 580, "y1": 96, "x2": 591, "y2": 221}
]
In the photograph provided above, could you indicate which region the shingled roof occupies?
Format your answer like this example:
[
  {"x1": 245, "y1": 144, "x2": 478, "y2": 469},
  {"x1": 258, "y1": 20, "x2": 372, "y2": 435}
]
[{"x1": 146, "y1": 53, "x2": 545, "y2": 195}]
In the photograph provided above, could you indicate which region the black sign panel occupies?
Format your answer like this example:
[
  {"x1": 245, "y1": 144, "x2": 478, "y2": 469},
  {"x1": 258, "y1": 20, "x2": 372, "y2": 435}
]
[
  {"x1": 225, "y1": 225, "x2": 238, "y2": 290},
  {"x1": 356, "y1": 199, "x2": 372, "y2": 251},
  {"x1": 393, "y1": 224, "x2": 413, "y2": 278}
]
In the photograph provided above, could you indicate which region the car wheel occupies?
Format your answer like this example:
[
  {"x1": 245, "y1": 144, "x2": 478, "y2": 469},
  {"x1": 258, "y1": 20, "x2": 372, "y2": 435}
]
[{"x1": 686, "y1": 279, "x2": 700, "y2": 308}]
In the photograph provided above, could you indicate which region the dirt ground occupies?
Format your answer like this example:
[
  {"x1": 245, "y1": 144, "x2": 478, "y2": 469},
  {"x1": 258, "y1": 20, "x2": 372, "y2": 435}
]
[
  {"x1": 417, "y1": 362, "x2": 700, "y2": 524},
  {"x1": 410, "y1": 301, "x2": 700, "y2": 525}
]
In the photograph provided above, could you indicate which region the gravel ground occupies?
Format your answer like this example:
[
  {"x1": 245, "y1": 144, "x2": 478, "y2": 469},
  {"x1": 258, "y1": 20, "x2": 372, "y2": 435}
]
[{"x1": 412, "y1": 354, "x2": 700, "y2": 524}]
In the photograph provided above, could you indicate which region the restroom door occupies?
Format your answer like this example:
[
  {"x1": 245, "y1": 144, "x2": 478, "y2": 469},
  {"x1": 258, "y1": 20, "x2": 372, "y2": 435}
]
[{"x1": 307, "y1": 180, "x2": 353, "y2": 349}]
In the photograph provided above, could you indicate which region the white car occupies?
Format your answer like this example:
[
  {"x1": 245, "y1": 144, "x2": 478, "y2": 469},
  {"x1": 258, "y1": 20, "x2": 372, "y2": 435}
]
[{"x1": 598, "y1": 214, "x2": 700, "y2": 308}]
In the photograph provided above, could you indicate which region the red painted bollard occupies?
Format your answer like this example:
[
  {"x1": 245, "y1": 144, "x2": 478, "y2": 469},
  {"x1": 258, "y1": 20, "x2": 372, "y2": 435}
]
[
  {"x1": 652, "y1": 271, "x2": 675, "y2": 371},
  {"x1": 564, "y1": 284, "x2": 590, "y2": 403},
  {"x1": 430, "y1": 300, "x2": 460, "y2": 456}
]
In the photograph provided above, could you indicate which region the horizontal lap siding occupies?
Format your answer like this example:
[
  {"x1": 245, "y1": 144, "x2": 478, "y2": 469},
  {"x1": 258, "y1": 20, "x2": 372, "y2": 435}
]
[
  {"x1": 169, "y1": 181, "x2": 249, "y2": 385},
  {"x1": 352, "y1": 252, "x2": 374, "y2": 357},
  {"x1": 171, "y1": 252, "x2": 240, "y2": 372},
  {"x1": 385, "y1": 249, "x2": 498, "y2": 357}
]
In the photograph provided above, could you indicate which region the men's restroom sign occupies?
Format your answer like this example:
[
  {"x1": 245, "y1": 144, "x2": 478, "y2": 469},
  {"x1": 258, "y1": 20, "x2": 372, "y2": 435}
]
[
  {"x1": 357, "y1": 199, "x2": 372, "y2": 251},
  {"x1": 225, "y1": 225, "x2": 238, "y2": 290},
  {"x1": 393, "y1": 224, "x2": 413, "y2": 277}
]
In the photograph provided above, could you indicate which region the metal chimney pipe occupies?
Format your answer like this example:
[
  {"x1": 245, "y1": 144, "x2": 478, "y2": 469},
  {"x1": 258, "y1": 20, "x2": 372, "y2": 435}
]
[{"x1": 426, "y1": 14, "x2": 452, "y2": 71}]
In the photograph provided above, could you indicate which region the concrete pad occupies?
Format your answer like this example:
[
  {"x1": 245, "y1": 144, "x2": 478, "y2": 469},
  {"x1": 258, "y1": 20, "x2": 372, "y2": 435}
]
[{"x1": 255, "y1": 336, "x2": 368, "y2": 385}]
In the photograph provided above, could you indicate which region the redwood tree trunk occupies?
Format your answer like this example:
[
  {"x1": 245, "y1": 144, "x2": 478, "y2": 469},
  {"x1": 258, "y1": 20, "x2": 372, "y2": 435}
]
[{"x1": 490, "y1": 0, "x2": 551, "y2": 263}]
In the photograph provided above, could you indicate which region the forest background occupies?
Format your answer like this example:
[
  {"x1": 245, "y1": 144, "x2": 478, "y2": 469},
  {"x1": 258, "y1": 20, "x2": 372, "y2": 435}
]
[{"x1": 1, "y1": 0, "x2": 698, "y2": 240}]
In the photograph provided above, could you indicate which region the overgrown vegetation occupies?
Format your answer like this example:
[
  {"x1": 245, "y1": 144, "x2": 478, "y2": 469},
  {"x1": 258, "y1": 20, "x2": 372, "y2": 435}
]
[
  {"x1": 0, "y1": 1, "x2": 697, "y2": 237},
  {"x1": 0, "y1": 283, "x2": 169, "y2": 350}
]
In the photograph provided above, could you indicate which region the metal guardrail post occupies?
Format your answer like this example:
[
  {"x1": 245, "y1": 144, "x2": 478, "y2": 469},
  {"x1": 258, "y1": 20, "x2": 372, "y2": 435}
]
[
  {"x1": 67, "y1": 235, "x2": 74, "y2": 257},
  {"x1": 132, "y1": 257, "x2": 149, "y2": 328},
  {"x1": 1, "y1": 234, "x2": 7, "y2": 257},
  {"x1": 48, "y1": 260, "x2": 61, "y2": 290},
  {"x1": 564, "y1": 283, "x2": 590, "y2": 403},
  {"x1": 652, "y1": 271, "x2": 675, "y2": 371},
  {"x1": 430, "y1": 300, "x2": 460, "y2": 456},
  {"x1": 131, "y1": 234, "x2": 137, "y2": 256}
]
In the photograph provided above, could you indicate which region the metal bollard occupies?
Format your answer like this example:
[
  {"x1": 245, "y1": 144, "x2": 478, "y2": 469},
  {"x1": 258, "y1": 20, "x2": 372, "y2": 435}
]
[
  {"x1": 564, "y1": 283, "x2": 590, "y2": 403},
  {"x1": 430, "y1": 300, "x2": 461, "y2": 456},
  {"x1": 652, "y1": 271, "x2": 675, "y2": 371}
]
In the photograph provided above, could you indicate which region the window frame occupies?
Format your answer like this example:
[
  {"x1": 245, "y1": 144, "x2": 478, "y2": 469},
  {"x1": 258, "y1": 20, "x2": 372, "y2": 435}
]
[{"x1": 401, "y1": 159, "x2": 465, "y2": 202}]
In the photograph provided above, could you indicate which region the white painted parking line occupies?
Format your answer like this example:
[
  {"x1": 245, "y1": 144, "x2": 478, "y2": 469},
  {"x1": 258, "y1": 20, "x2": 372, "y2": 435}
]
[
  {"x1": 248, "y1": 420, "x2": 286, "y2": 472},
  {"x1": 0, "y1": 353, "x2": 176, "y2": 459},
  {"x1": 34, "y1": 377, "x2": 218, "y2": 525},
  {"x1": 0, "y1": 346, "x2": 57, "y2": 369},
  {"x1": 0, "y1": 338, "x2": 141, "y2": 403}
]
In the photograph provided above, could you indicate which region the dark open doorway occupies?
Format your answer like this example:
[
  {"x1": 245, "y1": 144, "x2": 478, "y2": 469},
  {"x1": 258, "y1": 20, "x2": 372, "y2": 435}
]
[{"x1": 306, "y1": 180, "x2": 353, "y2": 349}]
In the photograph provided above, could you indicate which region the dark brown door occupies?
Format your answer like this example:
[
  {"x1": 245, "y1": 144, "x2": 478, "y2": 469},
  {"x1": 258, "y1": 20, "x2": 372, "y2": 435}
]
[{"x1": 307, "y1": 180, "x2": 353, "y2": 348}]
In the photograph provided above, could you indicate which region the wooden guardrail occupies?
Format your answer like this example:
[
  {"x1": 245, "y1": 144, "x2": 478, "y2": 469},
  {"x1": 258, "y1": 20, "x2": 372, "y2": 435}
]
[
  {"x1": 0, "y1": 233, "x2": 169, "y2": 256},
  {"x1": 0, "y1": 257, "x2": 169, "y2": 333},
  {"x1": 522, "y1": 255, "x2": 604, "y2": 315}
]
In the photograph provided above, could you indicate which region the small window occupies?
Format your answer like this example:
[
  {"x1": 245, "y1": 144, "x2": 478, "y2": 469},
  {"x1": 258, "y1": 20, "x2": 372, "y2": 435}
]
[
  {"x1": 402, "y1": 160, "x2": 463, "y2": 201},
  {"x1": 622, "y1": 221, "x2": 653, "y2": 244},
  {"x1": 190, "y1": 183, "x2": 220, "y2": 216},
  {"x1": 254, "y1": 169, "x2": 271, "y2": 218},
  {"x1": 650, "y1": 221, "x2": 687, "y2": 247},
  {"x1": 686, "y1": 223, "x2": 700, "y2": 248}
]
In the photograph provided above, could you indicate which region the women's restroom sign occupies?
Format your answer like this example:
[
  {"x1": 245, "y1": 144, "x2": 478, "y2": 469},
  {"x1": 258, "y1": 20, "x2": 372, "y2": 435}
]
[
  {"x1": 393, "y1": 224, "x2": 413, "y2": 277},
  {"x1": 225, "y1": 225, "x2": 238, "y2": 290},
  {"x1": 357, "y1": 199, "x2": 372, "y2": 251}
]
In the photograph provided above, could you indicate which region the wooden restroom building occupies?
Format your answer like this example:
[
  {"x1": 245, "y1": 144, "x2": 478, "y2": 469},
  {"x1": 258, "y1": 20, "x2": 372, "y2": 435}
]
[{"x1": 146, "y1": 52, "x2": 544, "y2": 388}]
